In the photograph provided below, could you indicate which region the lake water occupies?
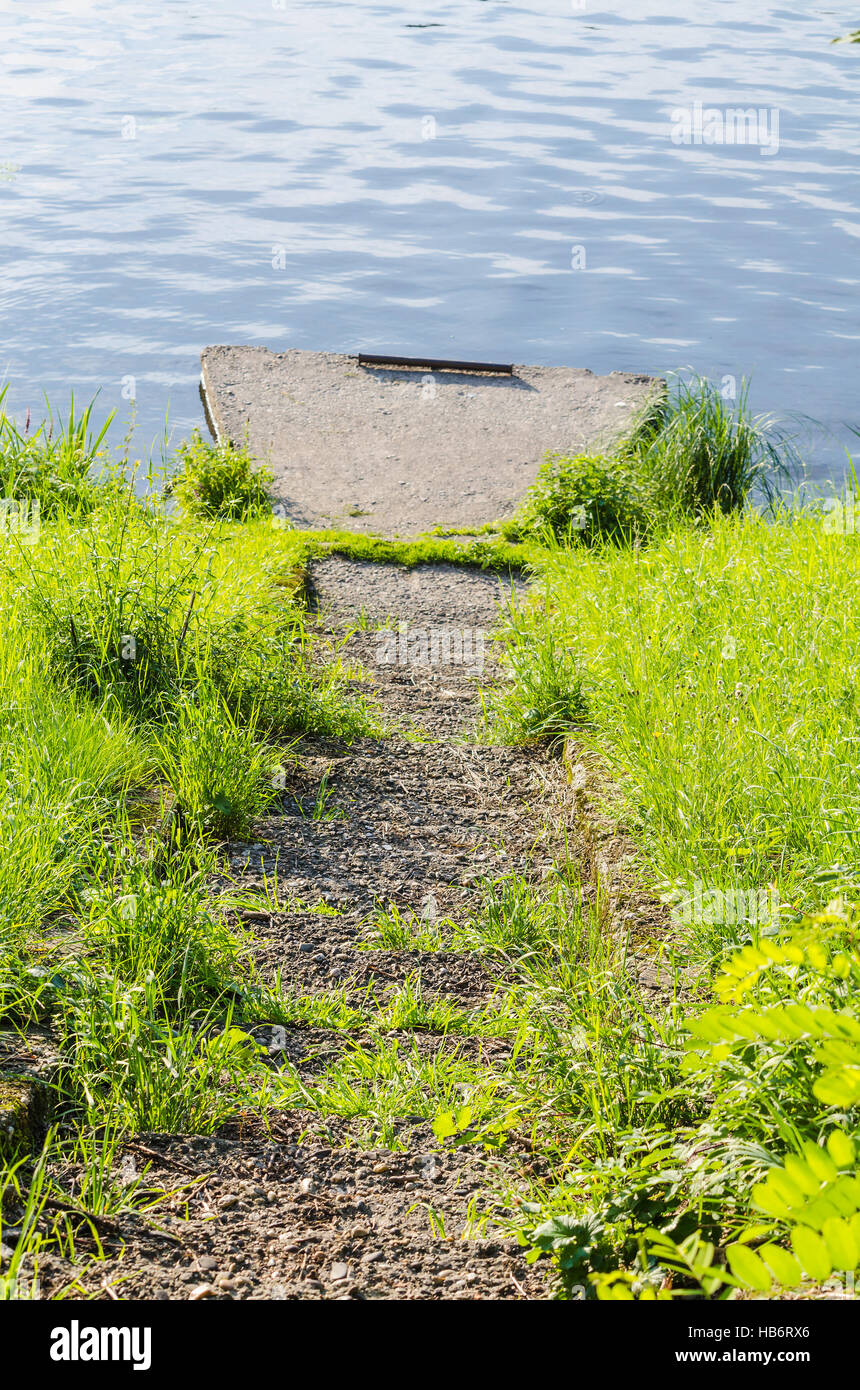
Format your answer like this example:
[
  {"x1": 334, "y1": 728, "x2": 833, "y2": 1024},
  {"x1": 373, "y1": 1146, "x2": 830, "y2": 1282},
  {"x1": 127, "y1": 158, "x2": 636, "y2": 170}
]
[{"x1": 1, "y1": 0, "x2": 858, "y2": 484}]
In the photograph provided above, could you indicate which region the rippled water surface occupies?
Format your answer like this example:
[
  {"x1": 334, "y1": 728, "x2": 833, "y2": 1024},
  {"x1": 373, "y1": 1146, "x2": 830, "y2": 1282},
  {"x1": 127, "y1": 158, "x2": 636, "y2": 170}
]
[{"x1": 1, "y1": 0, "x2": 858, "y2": 479}]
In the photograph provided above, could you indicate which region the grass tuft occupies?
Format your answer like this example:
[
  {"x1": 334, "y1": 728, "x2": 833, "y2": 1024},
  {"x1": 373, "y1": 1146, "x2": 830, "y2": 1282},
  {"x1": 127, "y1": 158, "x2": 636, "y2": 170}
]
[{"x1": 170, "y1": 430, "x2": 273, "y2": 520}]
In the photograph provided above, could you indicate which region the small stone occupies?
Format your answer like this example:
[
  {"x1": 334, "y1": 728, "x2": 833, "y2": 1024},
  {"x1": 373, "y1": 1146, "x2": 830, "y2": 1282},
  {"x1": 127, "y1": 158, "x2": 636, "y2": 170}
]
[
  {"x1": 330, "y1": 1262, "x2": 349, "y2": 1282},
  {"x1": 371, "y1": 1163, "x2": 391, "y2": 1175},
  {"x1": 197, "y1": 1255, "x2": 218, "y2": 1272},
  {"x1": 219, "y1": 1195, "x2": 240, "y2": 1210},
  {"x1": 188, "y1": 1284, "x2": 217, "y2": 1300},
  {"x1": 299, "y1": 943, "x2": 314, "y2": 954},
  {"x1": 363, "y1": 1250, "x2": 384, "y2": 1263},
  {"x1": 299, "y1": 1177, "x2": 316, "y2": 1194}
]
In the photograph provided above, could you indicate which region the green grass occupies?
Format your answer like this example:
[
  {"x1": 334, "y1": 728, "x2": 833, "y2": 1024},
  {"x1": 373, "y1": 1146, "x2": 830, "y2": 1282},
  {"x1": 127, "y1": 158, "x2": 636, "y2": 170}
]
[
  {"x1": 81, "y1": 849, "x2": 247, "y2": 1008},
  {"x1": 627, "y1": 374, "x2": 795, "y2": 520},
  {"x1": 0, "y1": 406, "x2": 394, "y2": 1293},
  {"x1": 488, "y1": 505, "x2": 860, "y2": 950},
  {"x1": 0, "y1": 386, "x2": 121, "y2": 519},
  {"x1": 170, "y1": 429, "x2": 273, "y2": 520},
  {"x1": 480, "y1": 491, "x2": 860, "y2": 1298},
  {"x1": 59, "y1": 974, "x2": 273, "y2": 1134},
  {"x1": 152, "y1": 684, "x2": 282, "y2": 839},
  {"x1": 501, "y1": 452, "x2": 649, "y2": 546},
  {"x1": 357, "y1": 902, "x2": 446, "y2": 951},
  {"x1": 372, "y1": 975, "x2": 517, "y2": 1036},
  {"x1": 501, "y1": 374, "x2": 796, "y2": 544},
  {"x1": 12, "y1": 501, "x2": 381, "y2": 737},
  {"x1": 286, "y1": 1034, "x2": 523, "y2": 1143}
]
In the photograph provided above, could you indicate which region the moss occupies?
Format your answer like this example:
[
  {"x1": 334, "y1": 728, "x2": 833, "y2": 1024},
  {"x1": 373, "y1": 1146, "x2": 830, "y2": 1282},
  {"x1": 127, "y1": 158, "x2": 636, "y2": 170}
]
[
  {"x1": 293, "y1": 528, "x2": 542, "y2": 574},
  {"x1": 0, "y1": 1076, "x2": 51, "y2": 1157}
]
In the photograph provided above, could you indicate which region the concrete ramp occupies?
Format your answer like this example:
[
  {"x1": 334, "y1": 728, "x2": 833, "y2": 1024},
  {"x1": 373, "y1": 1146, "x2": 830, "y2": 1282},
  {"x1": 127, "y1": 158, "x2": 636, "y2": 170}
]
[{"x1": 200, "y1": 346, "x2": 660, "y2": 536}]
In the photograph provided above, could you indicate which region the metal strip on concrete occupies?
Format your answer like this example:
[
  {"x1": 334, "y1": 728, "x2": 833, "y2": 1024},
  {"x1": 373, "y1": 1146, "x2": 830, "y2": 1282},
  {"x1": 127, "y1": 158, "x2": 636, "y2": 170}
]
[{"x1": 200, "y1": 346, "x2": 661, "y2": 536}]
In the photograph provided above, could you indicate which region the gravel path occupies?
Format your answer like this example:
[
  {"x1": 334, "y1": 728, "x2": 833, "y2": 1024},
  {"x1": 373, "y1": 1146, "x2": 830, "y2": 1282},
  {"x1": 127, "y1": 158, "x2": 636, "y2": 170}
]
[
  {"x1": 307, "y1": 555, "x2": 527, "y2": 629},
  {"x1": 38, "y1": 558, "x2": 575, "y2": 1301},
  {"x1": 28, "y1": 559, "x2": 673, "y2": 1303}
]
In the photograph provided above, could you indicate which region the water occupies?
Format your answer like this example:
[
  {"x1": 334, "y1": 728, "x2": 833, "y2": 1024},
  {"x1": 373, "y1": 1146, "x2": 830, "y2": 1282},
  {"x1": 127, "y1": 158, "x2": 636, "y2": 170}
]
[{"x1": 1, "y1": 0, "x2": 858, "y2": 483}]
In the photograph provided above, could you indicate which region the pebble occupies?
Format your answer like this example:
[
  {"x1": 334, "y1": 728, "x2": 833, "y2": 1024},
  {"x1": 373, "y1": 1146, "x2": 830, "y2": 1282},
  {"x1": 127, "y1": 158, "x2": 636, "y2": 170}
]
[
  {"x1": 330, "y1": 1262, "x2": 349, "y2": 1281},
  {"x1": 299, "y1": 1177, "x2": 316, "y2": 1194},
  {"x1": 197, "y1": 1255, "x2": 219, "y2": 1272},
  {"x1": 298, "y1": 943, "x2": 314, "y2": 953},
  {"x1": 188, "y1": 1284, "x2": 217, "y2": 1300}
]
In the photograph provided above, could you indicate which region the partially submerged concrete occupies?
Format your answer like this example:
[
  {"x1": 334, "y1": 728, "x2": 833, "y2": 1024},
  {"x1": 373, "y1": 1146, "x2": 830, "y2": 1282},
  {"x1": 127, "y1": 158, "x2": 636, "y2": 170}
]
[{"x1": 201, "y1": 346, "x2": 660, "y2": 536}]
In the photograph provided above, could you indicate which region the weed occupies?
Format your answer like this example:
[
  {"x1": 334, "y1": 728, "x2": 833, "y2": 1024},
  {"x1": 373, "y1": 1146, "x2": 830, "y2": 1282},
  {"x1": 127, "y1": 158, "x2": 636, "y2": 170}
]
[
  {"x1": 0, "y1": 386, "x2": 119, "y2": 519},
  {"x1": 60, "y1": 971, "x2": 271, "y2": 1134},
  {"x1": 171, "y1": 430, "x2": 273, "y2": 520},
  {"x1": 152, "y1": 684, "x2": 281, "y2": 839},
  {"x1": 502, "y1": 452, "x2": 648, "y2": 545},
  {"x1": 628, "y1": 374, "x2": 796, "y2": 520},
  {"x1": 292, "y1": 767, "x2": 345, "y2": 821},
  {"x1": 359, "y1": 903, "x2": 445, "y2": 952},
  {"x1": 83, "y1": 850, "x2": 246, "y2": 1008},
  {"x1": 485, "y1": 603, "x2": 587, "y2": 743}
]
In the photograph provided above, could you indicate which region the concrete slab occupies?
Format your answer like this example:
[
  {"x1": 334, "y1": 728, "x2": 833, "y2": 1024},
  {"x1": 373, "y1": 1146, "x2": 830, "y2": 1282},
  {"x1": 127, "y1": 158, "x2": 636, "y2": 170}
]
[{"x1": 201, "y1": 346, "x2": 661, "y2": 536}]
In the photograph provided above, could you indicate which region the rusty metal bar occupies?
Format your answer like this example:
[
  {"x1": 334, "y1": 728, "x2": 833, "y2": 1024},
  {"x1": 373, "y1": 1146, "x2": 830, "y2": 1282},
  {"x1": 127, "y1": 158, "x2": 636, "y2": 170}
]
[{"x1": 357, "y1": 352, "x2": 513, "y2": 375}]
